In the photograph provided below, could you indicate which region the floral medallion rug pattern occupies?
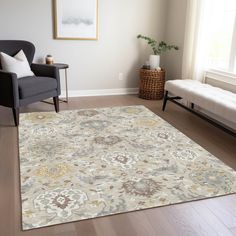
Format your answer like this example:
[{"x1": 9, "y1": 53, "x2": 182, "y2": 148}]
[{"x1": 19, "y1": 106, "x2": 236, "y2": 230}]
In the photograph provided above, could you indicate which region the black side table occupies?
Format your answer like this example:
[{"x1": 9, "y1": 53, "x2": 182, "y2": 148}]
[
  {"x1": 43, "y1": 63, "x2": 69, "y2": 104},
  {"x1": 53, "y1": 63, "x2": 69, "y2": 103}
]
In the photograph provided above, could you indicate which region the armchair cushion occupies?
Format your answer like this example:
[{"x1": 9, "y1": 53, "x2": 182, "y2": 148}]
[
  {"x1": 18, "y1": 76, "x2": 57, "y2": 99},
  {"x1": 0, "y1": 50, "x2": 34, "y2": 78}
]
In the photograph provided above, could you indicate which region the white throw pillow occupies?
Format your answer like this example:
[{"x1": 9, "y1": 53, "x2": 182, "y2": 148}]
[{"x1": 0, "y1": 50, "x2": 34, "y2": 78}]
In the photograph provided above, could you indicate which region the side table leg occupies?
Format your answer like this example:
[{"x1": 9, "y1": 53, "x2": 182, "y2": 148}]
[
  {"x1": 65, "y1": 68, "x2": 69, "y2": 103},
  {"x1": 59, "y1": 68, "x2": 69, "y2": 103}
]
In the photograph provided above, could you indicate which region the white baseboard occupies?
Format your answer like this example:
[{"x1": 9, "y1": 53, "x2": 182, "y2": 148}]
[{"x1": 61, "y1": 88, "x2": 139, "y2": 98}]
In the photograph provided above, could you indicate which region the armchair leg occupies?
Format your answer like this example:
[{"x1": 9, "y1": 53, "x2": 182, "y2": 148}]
[
  {"x1": 12, "y1": 108, "x2": 19, "y2": 126},
  {"x1": 53, "y1": 96, "x2": 59, "y2": 113}
]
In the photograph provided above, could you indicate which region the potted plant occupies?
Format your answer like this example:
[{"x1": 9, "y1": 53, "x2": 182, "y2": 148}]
[{"x1": 137, "y1": 34, "x2": 179, "y2": 69}]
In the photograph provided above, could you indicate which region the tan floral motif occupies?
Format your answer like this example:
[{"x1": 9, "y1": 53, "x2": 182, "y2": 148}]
[
  {"x1": 136, "y1": 118, "x2": 159, "y2": 127},
  {"x1": 35, "y1": 164, "x2": 72, "y2": 179},
  {"x1": 23, "y1": 113, "x2": 58, "y2": 123},
  {"x1": 123, "y1": 179, "x2": 162, "y2": 197},
  {"x1": 121, "y1": 107, "x2": 143, "y2": 114}
]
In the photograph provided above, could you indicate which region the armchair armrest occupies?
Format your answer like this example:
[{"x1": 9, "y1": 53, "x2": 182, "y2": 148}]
[
  {"x1": 0, "y1": 70, "x2": 19, "y2": 108},
  {"x1": 31, "y1": 63, "x2": 60, "y2": 79},
  {"x1": 31, "y1": 63, "x2": 61, "y2": 95}
]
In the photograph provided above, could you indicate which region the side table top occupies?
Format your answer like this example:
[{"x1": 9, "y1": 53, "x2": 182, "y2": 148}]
[{"x1": 48, "y1": 63, "x2": 69, "y2": 69}]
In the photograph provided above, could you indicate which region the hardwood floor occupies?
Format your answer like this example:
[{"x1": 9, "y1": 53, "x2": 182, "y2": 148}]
[{"x1": 0, "y1": 95, "x2": 236, "y2": 236}]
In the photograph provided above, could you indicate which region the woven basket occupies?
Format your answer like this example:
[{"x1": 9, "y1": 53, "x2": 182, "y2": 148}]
[{"x1": 139, "y1": 69, "x2": 165, "y2": 100}]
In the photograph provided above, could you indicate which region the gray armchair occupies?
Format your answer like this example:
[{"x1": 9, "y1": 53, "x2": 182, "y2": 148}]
[{"x1": 0, "y1": 40, "x2": 61, "y2": 126}]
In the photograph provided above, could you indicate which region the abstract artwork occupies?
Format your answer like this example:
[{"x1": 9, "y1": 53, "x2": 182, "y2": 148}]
[{"x1": 54, "y1": 0, "x2": 98, "y2": 40}]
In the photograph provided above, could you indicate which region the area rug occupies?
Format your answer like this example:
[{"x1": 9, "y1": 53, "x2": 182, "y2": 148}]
[{"x1": 19, "y1": 106, "x2": 236, "y2": 230}]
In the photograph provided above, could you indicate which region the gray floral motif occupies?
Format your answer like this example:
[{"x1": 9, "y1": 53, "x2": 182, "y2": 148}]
[
  {"x1": 80, "y1": 120, "x2": 111, "y2": 130},
  {"x1": 123, "y1": 179, "x2": 162, "y2": 197},
  {"x1": 30, "y1": 139, "x2": 67, "y2": 158},
  {"x1": 129, "y1": 137, "x2": 156, "y2": 149},
  {"x1": 72, "y1": 145, "x2": 94, "y2": 158},
  {"x1": 190, "y1": 169, "x2": 233, "y2": 190},
  {"x1": 77, "y1": 110, "x2": 99, "y2": 117},
  {"x1": 34, "y1": 188, "x2": 88, "y2": 218},
  {"x1": 33, "y1": 127, "x2": 56, "y2": 136},
  {"x1": 157, "y1": 131, "x2": 175, "y2": 141},
  {"x1": 94, "y1": 136, "x2": 122, "y2": 146},
  {"x1": 171, "y1": 183, "x2": 206, "y2": 201},
  {"x1": 172, "y1": 149, "x2": 198, "y2": 161}
]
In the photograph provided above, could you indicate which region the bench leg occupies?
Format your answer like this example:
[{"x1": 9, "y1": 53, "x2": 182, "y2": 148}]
[
  {"x1": 12, "y1": 108, "x2": 19, "y2": 126},
  {"x1": 162, "y1": 91, "x2": 169, "y2": 111},
  {"x1": 191, "y1": 103, "x2": 194, "y2": 109}
]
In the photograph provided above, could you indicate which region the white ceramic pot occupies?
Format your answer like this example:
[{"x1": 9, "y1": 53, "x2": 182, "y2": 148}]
[{"x1": 149, "y1": 55, "x2": 160, "y2": 70}]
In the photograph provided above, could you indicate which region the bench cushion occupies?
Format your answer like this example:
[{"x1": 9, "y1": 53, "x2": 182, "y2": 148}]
[{"x1": 165, "y1": 79, "x2": 236, "y2": 124}]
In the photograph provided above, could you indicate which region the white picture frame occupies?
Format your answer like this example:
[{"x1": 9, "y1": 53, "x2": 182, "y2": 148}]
[{"x1": 54, "y1": 0, "x2": 98, "y2": 40}]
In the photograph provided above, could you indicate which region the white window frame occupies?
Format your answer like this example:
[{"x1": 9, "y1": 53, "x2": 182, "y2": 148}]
[
  {"x1": 205, "y1": 69, "x2": 236, "y2": 92},
  {"x1": 229, "y1": 14, "x2": 236, "y2": 72},
  {"x1": 208, "y1": 10, "x2": 236, "y2": 74}
]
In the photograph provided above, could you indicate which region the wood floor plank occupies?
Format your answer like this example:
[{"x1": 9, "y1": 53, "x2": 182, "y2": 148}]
[
  {"x1": 203, "y1": 197, "x2": 236, "y2": 228},
  {"x1": 190, "y1": 200, "x2": 234, "y2": 236},
  {"x1": 159, "y1": 204, "x2": 218, "y2": 236},
  {"x1": 145, "y1": 207, "x2": 181, "y2": 236},
  {"x1": 74, "y1": 221, "x2": 98, "y2": 236},
  {"x1": 0, "y1": 127, "x2": 15, "y2": 236},
  {"x1": 52, "y1": 223, "x2": 77, "y2": 236},
  {"x1": 92, "y1": 217, "x2": 117, "y2": 236},
  {"x1": 230, "y1": 227, "x2": 236, "y2": 235},
  {"x1": 100, "y1": 213, "x2": 138, "y2": 236},
  {"x1": 0, "y1": 95, "x2": 235, "y2": 236},
  {"x1": 122, "y1": 211, "x2": 156, "y2": 236},
  {"x1": 99, "y1": 211, "x2": 157, "y2": 236}
]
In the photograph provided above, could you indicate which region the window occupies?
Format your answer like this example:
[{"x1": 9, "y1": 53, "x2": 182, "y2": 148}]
[{"x1": 205, "y1": 0, "x2": 236, "y2": 73}]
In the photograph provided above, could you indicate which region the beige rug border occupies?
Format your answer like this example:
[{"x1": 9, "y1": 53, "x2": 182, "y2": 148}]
[{"x1": 21, "y1": 192, "x2": 236, "y2": 231}]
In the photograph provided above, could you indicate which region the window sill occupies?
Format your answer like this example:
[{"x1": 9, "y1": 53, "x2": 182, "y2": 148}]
[
  {"x1": 205, "y1": 70, "x2": 236, "y2": 93},
  {"x1": 206, "y1": 69, "x2": 236, "y2": 81}
]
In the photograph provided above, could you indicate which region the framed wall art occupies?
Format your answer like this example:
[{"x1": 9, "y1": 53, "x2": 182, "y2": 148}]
[{"x1": 53, "y1": 0, "x2": 98, "y2": 40}]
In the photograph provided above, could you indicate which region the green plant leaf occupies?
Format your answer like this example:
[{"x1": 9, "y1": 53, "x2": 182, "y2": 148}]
[{"x1": 137, "y1": 34, "x2": 179, "y2": 55}]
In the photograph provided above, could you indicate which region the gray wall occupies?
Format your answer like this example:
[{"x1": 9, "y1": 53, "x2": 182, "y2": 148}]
[
  {"x1": 0, "y1": 0, "x2": 168, "y2": 92},
  {"x1": 162, "y1": 0, "x2": 187, "y2": 80}
]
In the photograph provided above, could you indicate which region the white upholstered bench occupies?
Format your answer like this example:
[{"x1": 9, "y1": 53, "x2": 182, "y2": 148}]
[{"x1": 163, "y1": 79, "x2": 236, "y2": 135}]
